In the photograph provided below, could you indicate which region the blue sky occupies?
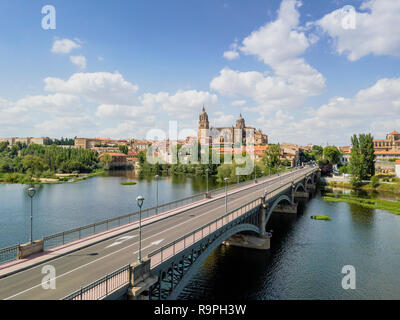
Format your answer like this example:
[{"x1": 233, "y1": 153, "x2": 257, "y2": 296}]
[{"x1": 0, "y1": 0, "x2": 399, "y2": 146}]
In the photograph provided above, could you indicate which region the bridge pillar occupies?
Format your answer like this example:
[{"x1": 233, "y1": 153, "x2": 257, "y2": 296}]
[
  {"x1": 273, "y1": 202, "x2": 298, "y2": 214},
  {"x1": 306, "y1": 184, "x2": 316, "y2": 193},
  {"x1": 127, "y1": 258, "x2": 158, "y2": 300},
  {"x1": 222, "y1": 198, "x2": 271, "y2": 250},
  {"x1": 295, "y1": 191, "x2": 309, "y2": 200},
  {"x1": 259, "y1": 201, "x2": 267, "y2": 237},
  {"x1": 223, "y1": 234, "x2": 271, "y2": 250}
]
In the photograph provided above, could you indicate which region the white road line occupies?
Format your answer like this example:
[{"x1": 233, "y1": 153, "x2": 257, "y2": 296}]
[{"x1": 105, "y1": 235, "x2": 137, "y2": 248}]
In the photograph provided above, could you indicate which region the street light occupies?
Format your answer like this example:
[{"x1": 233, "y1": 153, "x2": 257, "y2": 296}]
[
  {"x1": 136, "y1": 195, "x2": 145, "y2": 263},
  {"x1": 224, "y1": 177, "x2": 229, "y2": 214},
  {"x1": 205, "y1": 169, "x2": 209, "y2": 194},
  {"x1": 27, "y1": 187, "x2": 36, "y2": 244},
  {"x1": 155, "y1": 175, "x2": 159, "y2": 214}
]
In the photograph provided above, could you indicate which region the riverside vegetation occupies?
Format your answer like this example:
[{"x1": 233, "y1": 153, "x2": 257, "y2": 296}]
[{"x1": 0, "y1": 141, "x2": 102, "y2": 184}]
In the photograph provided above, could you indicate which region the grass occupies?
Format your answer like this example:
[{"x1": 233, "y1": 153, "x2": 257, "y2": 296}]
[
  {"x1": 311, "y1": 215, "x2": 332, "y2": 221},
  {"x1": 323, "y1": 193, "x2": 400, "y2": 215},
  {"x1": 121, "y1": 181, "x2": 137, "y2": 186}
]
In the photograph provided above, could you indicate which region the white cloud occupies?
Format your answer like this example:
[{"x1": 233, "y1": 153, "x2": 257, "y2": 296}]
[
  {"x1": 96, "y1": 104, "x2": 149, "y2": 119},
  {"x1": 70, "y1": 55, "x2": 87, "y2": 69},
  {"x1": 223, "y1": 51, "x2": 239, "y2": 60},
  {"x1": 231, "y1": 100, "x2": 247, "y2": 106},
  {"x1": 34, "y1": 116, "x2": 97, "y2": 137},
  {"x1": 211, "y1": 0, "x2": 325, "y2": 115},
  {"x1": 240, "y1": 0, "x2": 310, "y2": 66},
  {"x1": 44, "y1": 72, "x2": 139, "y2": 105},
  {"x1": 145, "y1": 90, "x2": 218, "y2": 119},
  {"x1": 51, "y1": 38, "x2": 81, "y2": 54},
  {"x1": 15, "y1": 93, "x2": 80, "y2": 114},
  {"x1": 316, "y1": 0, "x2": 400, "y2": 61},
  {"x1": 260, "y1": 78, "x2": 400, "y2": 145},
  {"x1": 212, "y1": 111, "x2": 235, "y2": 127}
]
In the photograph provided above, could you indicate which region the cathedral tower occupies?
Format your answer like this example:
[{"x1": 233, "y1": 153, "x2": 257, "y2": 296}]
[{"x1": 198, "y1": 106, "x2": 209, "y2": 145}]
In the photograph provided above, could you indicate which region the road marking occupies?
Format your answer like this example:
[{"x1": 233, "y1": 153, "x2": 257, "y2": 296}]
[
  {"x1": 3, "y1": 237, "x2": 164, "y2": 300},
  {"x1": 2, "y1": 169, "x2": 314, "y2": 299},
  {"x1": 3, "y1": 185, "x2": 267, "y2": 300},
  {"x1": 105, "y1": 235, "x2": 137, "y2": 248},
  {"x1": 151, "y1": 239, "x2": 164, "y2": 246}
]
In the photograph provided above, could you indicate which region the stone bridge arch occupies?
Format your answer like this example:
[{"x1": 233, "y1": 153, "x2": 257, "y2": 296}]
[
  {"x1": 265, "y1": 194, "x2": 292, "y2": 228},
  {"x1": 150, "y1": 223, "x2": 261, "y2": 300},
  {"x1": 294, "y1": 182, "x2": 306, "y2": 194}
]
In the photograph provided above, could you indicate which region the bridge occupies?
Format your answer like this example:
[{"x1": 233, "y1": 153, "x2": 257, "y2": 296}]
[{"x1": 0, "y1": 166, "x2": 319, "y2": 300}]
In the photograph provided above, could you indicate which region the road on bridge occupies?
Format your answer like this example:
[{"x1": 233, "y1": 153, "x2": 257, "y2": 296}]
[{"x1": 0, "y1": 167, "x2": 315, "y2": 300}]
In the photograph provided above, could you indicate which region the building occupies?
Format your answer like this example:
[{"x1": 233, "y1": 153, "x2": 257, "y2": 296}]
[
  {"x1": 338, "y1": 146, "x2": 351, "y2": 165},
  {"x1": 374, "y1": 131, "x2": 400, "y2": 152},
  {"x1": 279, "y1": 143, "x2": 302, "y2": 167},
  {"x1": 375, "y1": 150, "x2": 400, "y2": 161},
  {"x1": 98, "y1": 152, "x2": 128, "y2": 169},
  {"x1": 396, "y1": 160, "x2": 400, "y2": 178},
  {"x1": 198, "y1": 107, "x2": 268, "y2": 147},
  {"x1": 0, "y1": 137, "x2": 50, "y2": 146}
]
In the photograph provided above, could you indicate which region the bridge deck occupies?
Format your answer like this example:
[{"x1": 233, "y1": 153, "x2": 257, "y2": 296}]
[{"x1": 0, "y1": 167, "x2": 316, "y2": 300}]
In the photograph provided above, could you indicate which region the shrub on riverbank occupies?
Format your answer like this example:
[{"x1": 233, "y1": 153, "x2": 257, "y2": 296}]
[
  {"x1": 121, "y1": 181, "x2": 137, "y2": 186},
  {"x1": 311, "y1": 215, "x2": 332, "y2": 221},
  {"x1": 323, "y1": 194, "x2": 400, "y2": 215}
]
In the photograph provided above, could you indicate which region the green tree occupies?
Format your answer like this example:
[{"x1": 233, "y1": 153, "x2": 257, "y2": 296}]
[
  {"x1": 323, "y1": 146, "x2": 341, "y2": 164},
  {"x1": 119, "y1": 145, "x2": 129, "y2": 155},
  {"x1": 263, "y1": 144, "x2": 281, "y2": 173},
  {"x1": 349, "y1": 134, "x2": 363, "y2": 188},
  {"x1": 101, "y1": 154, "x2": 113, "y2": 169}
]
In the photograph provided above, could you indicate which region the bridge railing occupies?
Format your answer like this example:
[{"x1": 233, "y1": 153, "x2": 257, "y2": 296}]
[
  {"x1": 61, "y1": 167, "x2": 317, "y2": 300},
  {"x1": 0, "y1": 167, "x2": 306, "y2": 265},
  {"x1": 148, "y1": 197, "x2": 262, "y2": 269},
  {"x1": 0, "y1": 245, "x2": 19, "y2": 265},
  {"x1": 148, "y1": 168, "x2": 318, "y2": 269},
  {"x1": 62, "y1": 264, "x2": 131, "y2": 300}
]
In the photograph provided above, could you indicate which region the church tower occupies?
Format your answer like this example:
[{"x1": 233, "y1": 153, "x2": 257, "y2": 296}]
[
  {"x1": 198, "y1": 106, "x2": 210, "y2": 145},
  {"x1": 236, "y1": 114, "x2": 245, "y2": 129}
]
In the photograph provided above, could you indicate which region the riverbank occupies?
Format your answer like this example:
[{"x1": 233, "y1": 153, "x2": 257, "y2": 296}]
[
  {"x1": 323, "y1": 179, "x2": 400, "y2": 195},
  {"x1": 0, "y1": 169, "x2": 105, "y2": 185},
  {"x1": 323, "y1": 193, "x2": 400, "y2": 215}
]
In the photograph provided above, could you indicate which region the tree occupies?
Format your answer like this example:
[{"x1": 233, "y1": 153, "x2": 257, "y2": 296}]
[
  {"x1": 323, "y1": 146, "x2": 341, "y2": 164},
  {"x1": 263, "y1": 144, "x2": 281, "y2": 173},
  {"x1": 349, "y1": 134, "x2": 363, "y2": 188},
  {"x1": 312, "y1": 145, "x2": 323, "y2": 160},
  {"x1": 359, "y1": 133, "x2": 375, "y2": 177},
  {"x1": 119, "y1": 145, "x2": 129, "y2": 155},
  {"x1": 101, "y1": 154, "x2": 113, "y2": 169}
]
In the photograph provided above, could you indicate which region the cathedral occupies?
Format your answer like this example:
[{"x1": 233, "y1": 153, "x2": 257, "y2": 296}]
[{"x1": 198, "y1": 107, "x2": 268, "y2": 147}]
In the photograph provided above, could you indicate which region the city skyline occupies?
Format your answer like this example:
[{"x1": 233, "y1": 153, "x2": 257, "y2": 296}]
[{"x1": 1, "y1": 0, "x2": 400, "y2": 146}]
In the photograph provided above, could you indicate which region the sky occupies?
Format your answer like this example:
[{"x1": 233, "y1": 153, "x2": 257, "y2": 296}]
[{"x1": 0, "y1": 0, "x2": 399, "y2": 146}]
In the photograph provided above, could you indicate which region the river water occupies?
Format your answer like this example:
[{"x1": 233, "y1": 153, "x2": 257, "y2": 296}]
[{"x1": 1, "y1": 171, "x2": 399, "y2": 299}]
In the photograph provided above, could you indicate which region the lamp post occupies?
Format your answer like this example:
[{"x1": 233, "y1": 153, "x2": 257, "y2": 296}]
[
  {"x1": 155, "y1": 175, "x2": 159, "y2": 214},
  {"x1": 27, "y1": 187, "x2": 36, "y2": 244},
  {"x1": 205, "y1": 169, "x2": 209, "y2": 194},
  {"x1": 224, "y1": 177, "x2": 229, "y2": 214},
  {"x1": 136, "y1": 195, "x2": 145, "y2": 262}
]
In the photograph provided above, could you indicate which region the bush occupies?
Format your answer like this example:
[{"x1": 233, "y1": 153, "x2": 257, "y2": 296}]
[{"x1": 370, "y1": 176, "x2": 379, "y2": 189}]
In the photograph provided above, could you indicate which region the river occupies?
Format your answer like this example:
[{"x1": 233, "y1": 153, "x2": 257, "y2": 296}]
[{"x1": 0, "y1": 171, "x2": 399, "y2": 299}]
